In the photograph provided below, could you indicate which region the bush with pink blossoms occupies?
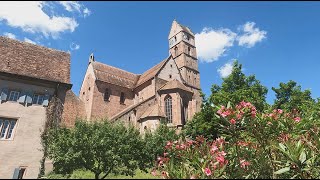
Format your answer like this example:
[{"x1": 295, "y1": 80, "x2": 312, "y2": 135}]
[{"x1": 154, "y1": 101, "x2": 320, "y2": 179}]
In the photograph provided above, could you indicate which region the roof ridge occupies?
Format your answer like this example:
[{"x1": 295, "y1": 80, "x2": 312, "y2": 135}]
[
  {"x1": 94, "y1": 61, "x2": 139, "y2": 76},
  {"x1": 0, "y1": 36, "x2": 69, "y2": 54}
]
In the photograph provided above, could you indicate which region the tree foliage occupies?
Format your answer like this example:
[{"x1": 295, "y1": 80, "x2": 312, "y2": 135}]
[
  {"x1": 272, "y1": 80, "x2": 315, "y2": 112},
  {"x1": 209, "y1": 60, "x2": 268, "y2": 111},
  {"x1": 46, "y1": 120, "x2": 148, "y2": 179},
  {"x1": 184, "y1": 61, "x2": 268, "y2": 140},
  {"x1": 144, "y1": 124, "x2": 180, "y2": 168}
]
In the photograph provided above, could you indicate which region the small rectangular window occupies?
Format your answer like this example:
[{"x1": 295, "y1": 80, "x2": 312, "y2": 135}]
[
  {"x1": 0, "y1": 118, "x2": 17, "y2": 140},
  {"x1": 8, "y1": 91, "x2": 20, "y2": 101},
  {"x1": 120, "y1": 92, "x2": 125, "y2": 104},
  {"x1": 32, "y1": 94, "x2": 44, "y2": 105},
  {"x1": 104, "y1": 88, "x2": 110, "y2": 102}
]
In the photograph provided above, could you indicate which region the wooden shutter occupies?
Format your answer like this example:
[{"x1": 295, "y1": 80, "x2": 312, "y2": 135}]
[
  {"x1": 26, "y1": 91, "x2": 33, "y2": 104},
  {"x1": 12, "y1": 168, "x2": 20, "y2": 179},
  {"x1": 0, "y1": 88, "x2": 8, "y2": 101},
  {"x1": 42, "y1": 94, "x2": 50, "y2": 106},
  {"x1": 18, "y1": 91, "x2": 27, "y2": 104}
]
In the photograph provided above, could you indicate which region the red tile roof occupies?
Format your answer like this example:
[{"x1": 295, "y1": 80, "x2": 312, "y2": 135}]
[{"x1": 0, "y1": 36, "x2": 71, "y2": 84}]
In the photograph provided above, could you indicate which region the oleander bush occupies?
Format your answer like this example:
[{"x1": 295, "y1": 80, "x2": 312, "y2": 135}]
[{"x1": 153, "y1": 101, "x2": 320, "y2": 179}]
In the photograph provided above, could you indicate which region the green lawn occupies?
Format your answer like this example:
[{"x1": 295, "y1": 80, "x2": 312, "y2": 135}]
[{"x1": 45, "y1": 169, "x2": 159, "y2": 179}]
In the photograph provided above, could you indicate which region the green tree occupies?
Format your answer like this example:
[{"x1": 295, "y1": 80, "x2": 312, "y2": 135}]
[
  {"x1": 272, "y1": 80, "x2": 315, "y2": 112},
  {"x1": 209, "y1": 60, "x2": 268, "y2": 111},
  {"x1": 144, "y1": 123, "x2": 180, "y2": 167},
  {"x1": 46, "y1": 120, "x2": 148, "y2": 179},
  {"x1": 183, "y1": 93, "x2": 219, "y2": 140},
  {"x1": 184, "y1": 61, "x2": 268, "y2": 140}
]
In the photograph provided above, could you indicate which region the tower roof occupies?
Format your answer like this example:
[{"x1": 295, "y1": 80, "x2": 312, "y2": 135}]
[{"x1": 169, "y1": 20, "x2": 194, "y2": 39}]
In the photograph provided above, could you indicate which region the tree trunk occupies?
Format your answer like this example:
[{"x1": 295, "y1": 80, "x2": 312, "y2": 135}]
[{"x1": 95, "y1": 173, "x2": 100, "y2": 179}]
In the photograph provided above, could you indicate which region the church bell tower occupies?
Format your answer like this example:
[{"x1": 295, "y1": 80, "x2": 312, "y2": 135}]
[
  {"x1": 168, "y1": 20, "x2": 202, "y2": 116},
  {"x1": 168, "y1": 20, "x2": 200, "y2": 89}
]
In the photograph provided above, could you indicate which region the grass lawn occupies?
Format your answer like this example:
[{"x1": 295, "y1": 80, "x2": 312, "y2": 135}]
[{"x1": 45, "y1": 169, "x2": 159, "y2": 179}]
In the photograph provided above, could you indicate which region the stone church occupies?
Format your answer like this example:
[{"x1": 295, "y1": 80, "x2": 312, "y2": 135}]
[{"x1": 79, "y1": 20, "x2": 202, "y2": 133}]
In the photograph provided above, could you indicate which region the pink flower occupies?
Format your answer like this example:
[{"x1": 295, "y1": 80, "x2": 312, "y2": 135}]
[
  {"x1": 163, "y1": 152, "x2": 168, "y2": 157},
  {"x1": 236, "y1": 114, "x2": 242, "y2": 120},
  {"x1": 240, "y1": 159, "x2": 250, "y2": 169},
  {"x1": 151, "y1": 170, "x2": 157, "y2": 176},
  {"x1": 157, "y1": 157, "x2": 162, "y2": 161},
  {"x1": 216, "y1": 155, "x2": 225, "y2": 165},
  {"x1": 277, "y1": 109, "x2": 283, "y2": 114},
  {"x1": 210, "y1": 145, "x2": 218, "y2": 153},
  {"x1": 294, "y1": 117, "x2": 301, "y2": 122},
  {"x1": 203, "y1": 167, "x2": 212, "y2": 176},
  {"x1": 230, "y1": 119, "x2": 236, "y2": 125},
  {"x1": 267, "y1": 121, "x2": 272, "y2": 125}
]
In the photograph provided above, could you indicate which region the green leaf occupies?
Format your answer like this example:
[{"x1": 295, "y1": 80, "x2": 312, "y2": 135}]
[
  {"x1": 299, "y1": 151, "x2": 306, "y2": 163},
  {"x1": 279, "y1": 143, "x2": 286, "y2": 152},
  {"x1": 227, "y1": 101, "x2": 231, "y2": 109},
  {"x1": 274, "y1": 167, "x2": 290, "y2": 175}
]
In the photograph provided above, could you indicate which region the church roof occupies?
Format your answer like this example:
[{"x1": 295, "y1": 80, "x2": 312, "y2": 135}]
[
  {"x1": 139, "y1": 103, "x2": 165, "y2": 121},
  {"x1": 135, "y1": 56, "x2": 169, "y2": 87},
  {"x1": 0, "y1": 36, "x2": 71, "y2": 84},
  {"x1": 92, "y1": 61, "x2": 140, "y2": 89},
  {"x1": 159, "y1": 79, "x2": 193, "y2": 93}
]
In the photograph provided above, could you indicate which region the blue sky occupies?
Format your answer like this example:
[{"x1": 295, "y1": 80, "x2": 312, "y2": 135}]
[{"x1": 1, "y1": 1, "x2": 320, "y2": 104}]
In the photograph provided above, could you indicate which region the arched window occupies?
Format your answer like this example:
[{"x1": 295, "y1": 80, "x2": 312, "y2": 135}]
[
  {"x1": 188, "y1": 47, "x2": 191, "y2": 55},
  {"x1": 174, "y1": 46, "x2": 178, "y2": 56},
  {"x1": 104, "y1": 88, "x2": 110, "y2": 101},
  {"x1": 165, "y1": 95, "x2": 173, "y2": 123}
]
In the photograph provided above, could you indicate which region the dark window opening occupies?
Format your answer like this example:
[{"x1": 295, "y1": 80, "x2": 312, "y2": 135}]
[
  {"x1": 104, "y1": 88, "x2": 110, "y2": 101},
  {"x1": 82, "y1": 92, "x2": 85, "y2": 95},
  {"x1": 120, "y1": 92, "x2": 125, "y2": 104},
  {"x1": 169, "y1": 74, "x2": 172, "y2": 79},
  {"x1": 88, "y1": 87, "x2": 91, "y2": 91},
  {"x1": 174, "y1": 36, "x2": 177, "y2": 42},
  {"x1": 174, "y1": 46, "x2": 178, "y2": 56},
  {"x1": 129, "y1": 116, "x2": 131, "y2": 122},
  {"x1": 188, "y1": 47, "x2": 191, "y2": 55}
]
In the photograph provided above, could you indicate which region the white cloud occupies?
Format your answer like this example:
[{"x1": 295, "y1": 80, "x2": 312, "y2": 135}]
[
  {"x1": 59, "y1": 1, "x2": 81, "y2": 12},
  {"x1": 237, "y1": 22, "x2": 267, "y2": 48},
  {"x1": 0, "y1": 1, "x2": 91, "y2": 39},
  {"x1": 83, "y1": 8, "x2": 91, "y2": 17},
  {"x1": 24, "y1": 37, "x2": 36, "y2": 44},
  {"x1": 195, "y1": 28, "x2": 237, "y2": 63},
  {"x1": 59, "y1": 1, "x2": 91, "y2": 18},
  {"x1": 218, "y1": 61, "x2": 235, "y2": 78},
  {"x1": 70, "y1": 42, "x2": 80, "y2": 50},
  {"x1": 3, "y1": 32, "x2": 16, "y2": 39}
]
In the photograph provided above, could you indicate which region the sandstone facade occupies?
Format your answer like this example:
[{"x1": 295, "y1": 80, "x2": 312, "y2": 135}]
[{"x1": 79, "y1": 20, "x2": 202, "y2": 133}]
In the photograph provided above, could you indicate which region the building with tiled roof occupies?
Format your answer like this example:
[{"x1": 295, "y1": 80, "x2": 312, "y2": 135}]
[
  {"x1": 0, "y1": 36, "x2": 84, "y2": 179},
  {"x1": 79, "y1": 20, "x2": 202, "y2": 133}
]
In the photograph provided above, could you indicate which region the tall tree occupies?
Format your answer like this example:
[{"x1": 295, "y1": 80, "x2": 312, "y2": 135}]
[
  {"x1": 209, "y1": 60, "x2": 268, "y2": 111},
  {"x1": 272, "y1": 80, "x2": 315, "y2": 112},
  {"x1": 184, "y1": 61, "x2": 268, "y2": 140}
]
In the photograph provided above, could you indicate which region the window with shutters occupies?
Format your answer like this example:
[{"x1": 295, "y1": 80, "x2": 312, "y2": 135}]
[
  {"x1": 32, "y1": 94, "x2": 44, "y2": 105},
  {"x1": 0, "y1": 118, "x2": 17, "y2": 140},
  {"x1": 165, "y1": 95, "x2": 173, "y2": 123},
  {"x1": 8, "y1": 90, "x2": 20, "y2": 101},
  {"x1": 17, "y1": 167, "x2": 26, "y2": 179}
]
